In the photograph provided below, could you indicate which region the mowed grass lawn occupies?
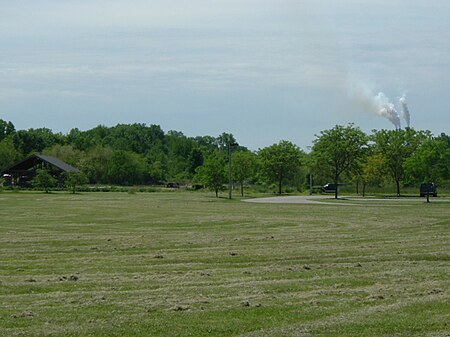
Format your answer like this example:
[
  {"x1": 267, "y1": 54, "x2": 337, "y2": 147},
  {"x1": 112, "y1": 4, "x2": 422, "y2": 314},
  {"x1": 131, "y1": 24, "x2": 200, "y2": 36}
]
[{"x1": 0, "y1": 191, "x2": 449, "y2": 337}]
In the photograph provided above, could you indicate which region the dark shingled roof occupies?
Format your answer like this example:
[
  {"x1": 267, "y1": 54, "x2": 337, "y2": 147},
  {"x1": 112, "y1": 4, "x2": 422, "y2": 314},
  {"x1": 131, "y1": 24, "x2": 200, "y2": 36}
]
[
  {"x1": 4, "y1": 154, "x2": 80, "y2": 173},
  {"x1": 34, "y1": 154, "x2": 79, "y2": 172}
]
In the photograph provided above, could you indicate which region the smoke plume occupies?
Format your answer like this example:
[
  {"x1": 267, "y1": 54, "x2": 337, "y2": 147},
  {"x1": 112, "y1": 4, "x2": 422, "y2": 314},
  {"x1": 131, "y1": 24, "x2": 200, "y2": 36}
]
[
  {"x1": 374, "y1": 92, "x2": 401, "y2": 129},
  {"x1": 399, "y1": 94, "x2": 410, "y2": 128},
  {"x1": 348, "y1": 82, "x2": 401, "y2": 129}
]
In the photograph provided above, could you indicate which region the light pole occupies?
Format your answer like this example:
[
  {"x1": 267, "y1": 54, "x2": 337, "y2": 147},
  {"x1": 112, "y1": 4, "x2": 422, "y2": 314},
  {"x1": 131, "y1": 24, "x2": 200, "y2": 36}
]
[{"x1": 228, "y1": 142, "x2": 238, "y2": 199}]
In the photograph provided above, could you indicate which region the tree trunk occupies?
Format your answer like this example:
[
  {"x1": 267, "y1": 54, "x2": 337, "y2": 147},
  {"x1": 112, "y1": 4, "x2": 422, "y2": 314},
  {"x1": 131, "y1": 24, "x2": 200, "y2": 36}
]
[
  {"x1": 334, "y1": 175, "x2": 339, "y2": 199},
  {"x1": 215, "y1": 188, "x2": 219, "y2": 198},
  {"x1": 240, "y1": 182, "x2": 244, "y2": 197},
  {"x1": 362, "y1": 182, "x2": 366, "y2": 197},
  {"x1": 396, "y1": 179, "x2": 401, "y2": 197},
  {"x1": 278, "y1": 178, "x2": 282, "y2": 195}
]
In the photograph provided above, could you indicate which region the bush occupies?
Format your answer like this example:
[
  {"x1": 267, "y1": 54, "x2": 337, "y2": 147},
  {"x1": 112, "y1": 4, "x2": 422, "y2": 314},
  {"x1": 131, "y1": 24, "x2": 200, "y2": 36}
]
[{"x1": 33, "y1": 169, "x2": 57, "y2": 193}]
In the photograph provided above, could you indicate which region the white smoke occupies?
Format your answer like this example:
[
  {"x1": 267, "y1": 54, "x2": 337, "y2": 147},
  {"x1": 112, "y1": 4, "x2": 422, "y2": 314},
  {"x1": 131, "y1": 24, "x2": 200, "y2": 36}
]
[
  {"x1": 399, "y1": 94, "x2": 410, "y2": 128},
  {"x1": 374, "y1": 92, "x2": 401, "y2": 130},
  {"x1": 348, "y1": 82, "x2": 401, "y2": 129}
]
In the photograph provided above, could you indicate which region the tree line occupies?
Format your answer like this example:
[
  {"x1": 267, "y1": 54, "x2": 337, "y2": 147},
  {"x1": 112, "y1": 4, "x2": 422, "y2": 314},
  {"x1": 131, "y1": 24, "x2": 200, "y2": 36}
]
[{"x1": 1, "y1": 119, "x2": 449, "y2": 197}]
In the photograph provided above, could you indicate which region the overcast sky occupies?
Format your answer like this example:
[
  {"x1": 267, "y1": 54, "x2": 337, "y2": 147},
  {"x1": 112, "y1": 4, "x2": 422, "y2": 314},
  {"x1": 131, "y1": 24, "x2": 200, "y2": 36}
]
[{"x1": 1, "y1": 0, "x2": 449, "y2": 150}]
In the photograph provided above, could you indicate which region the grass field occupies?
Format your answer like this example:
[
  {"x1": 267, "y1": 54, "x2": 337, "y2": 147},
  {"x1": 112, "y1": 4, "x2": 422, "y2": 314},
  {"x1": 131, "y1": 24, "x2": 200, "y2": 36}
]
[{"x1": 0, "y1": 191, "x2": 449, "y2": 336}]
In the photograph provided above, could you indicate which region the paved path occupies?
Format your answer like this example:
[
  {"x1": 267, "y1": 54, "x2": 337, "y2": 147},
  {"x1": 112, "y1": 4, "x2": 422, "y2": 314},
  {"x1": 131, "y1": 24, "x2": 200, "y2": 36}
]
[
  {"x1": 243, "y1": 195, "x2": 450, "y2": 205},
  {"x1": 243, "y1": 195, "x2": 343, "y2": 205}
]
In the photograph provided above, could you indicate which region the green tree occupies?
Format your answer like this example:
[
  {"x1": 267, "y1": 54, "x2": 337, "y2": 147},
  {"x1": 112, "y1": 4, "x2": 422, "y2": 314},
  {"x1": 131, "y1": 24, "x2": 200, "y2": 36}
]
[
  {"x1": 0, "y1": 138, "x2": 22, "y2": 172},
  {"x1": 216, "y1": 132, "x2": 237, "y2": 150},
  {"x1": 372, "y1": 128, "x2": 427, "y2": 196},
  {"x1": 188, "y1": 148, "x2": 204, "y2": 175},
  {"x1": 67, "y1": 126, "x2": 105, "y2": 150},
  {"x1": 311, "y1": 124, "x2": 367, "y2": 199},
  {"x1": 258, "y1": 140, "x2": 304, "y2": 195},
  {"x1": 233, "y1": 151, "x2": 257, "y2": 196},
  {"x1": 64, "y1": 172, "x2": 88, "y2": 194},
  {"x1": 79, "y1": 146, "x2": 113, "y2": 184},
  {"x1": 360, "y1": 153, "x2": 387, "y2": 196},
  {"x1": 104, "y1": 123, "x2": 166, "y2": 154},
  {"x1": 108, "y1": 150, "x2": 148, "y2": 186},
  {"x1": 146, "y1": 141, "x2": 168, "y2": 184},
  {"x1": 33, "y1": 169, "x2": 56, "y2": 193},
  {"x1": 166, "y1": 131, "x2": 194, "y2": 179},
  {"x1": 12, "y1": 128, "x2": 64, "y2": 156},
  {"x1": 405, "y1": 134, "x2": 450, "y2": 184},
  {"x1": 195, "y1": 152, "x2": 227, "y2": 197},
  {"x1": 147, "y1": 158, "x2": 166, "y2": 184},
  {"x1": 194, "y1": 135, "x2": 220, "y2": 156},
  {"x1": 0, "y1": 119, "x2": 15, "y2": 142},
  {"x1": 43, "y1": 144, "x2": 83, "y2": 167}
]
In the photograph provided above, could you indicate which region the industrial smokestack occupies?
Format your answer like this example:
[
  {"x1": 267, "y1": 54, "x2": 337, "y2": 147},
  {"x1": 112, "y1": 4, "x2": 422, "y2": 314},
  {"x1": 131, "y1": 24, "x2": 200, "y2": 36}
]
[{"x1": 399, "y1": 94, "x2": 411, "y2": 128}]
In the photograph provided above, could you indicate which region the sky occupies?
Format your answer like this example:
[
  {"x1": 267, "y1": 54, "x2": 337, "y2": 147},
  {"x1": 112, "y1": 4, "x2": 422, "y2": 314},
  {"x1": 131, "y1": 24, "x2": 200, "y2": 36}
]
[{"x1": 1, "y1": 0, "x2": 449, "y2": 150}]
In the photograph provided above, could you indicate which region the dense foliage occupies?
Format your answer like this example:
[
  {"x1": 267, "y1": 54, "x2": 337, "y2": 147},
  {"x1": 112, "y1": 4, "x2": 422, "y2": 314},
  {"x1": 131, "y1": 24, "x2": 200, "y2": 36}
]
[
  {"x1": 0, "y1": 119, "x2": 448, "y2": 195},
  {"x1": 258, "y1": 141, "x2": 305, "y2": 195},
  {"x1": 310, "y1": 124, "x2": 368, "y2": 198}
]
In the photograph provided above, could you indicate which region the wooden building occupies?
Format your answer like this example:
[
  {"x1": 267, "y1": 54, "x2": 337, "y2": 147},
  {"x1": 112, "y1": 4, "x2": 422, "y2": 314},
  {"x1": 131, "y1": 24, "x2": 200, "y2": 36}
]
[{"x1": 2, "y1": 154, "x2": 79, "y2": 186}]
